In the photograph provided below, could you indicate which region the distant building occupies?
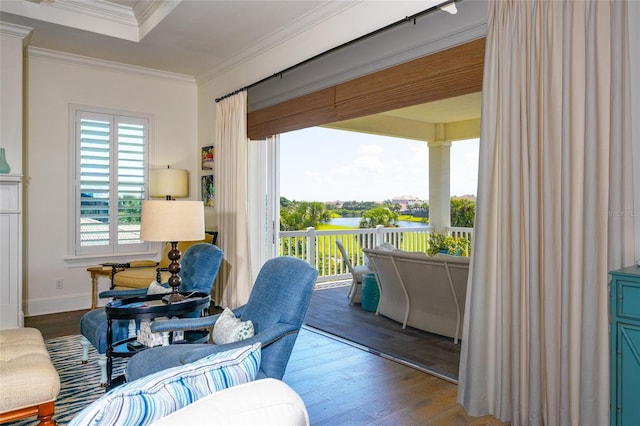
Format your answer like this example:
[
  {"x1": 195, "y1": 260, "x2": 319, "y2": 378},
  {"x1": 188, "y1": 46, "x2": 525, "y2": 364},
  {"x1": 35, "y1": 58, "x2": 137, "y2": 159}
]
[{"x1": 391, "y1": 195, "x2": 422, "y2": 211}]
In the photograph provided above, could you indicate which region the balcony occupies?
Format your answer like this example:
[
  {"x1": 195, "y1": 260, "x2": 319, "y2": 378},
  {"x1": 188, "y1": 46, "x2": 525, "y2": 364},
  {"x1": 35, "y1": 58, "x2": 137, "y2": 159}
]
[{"x1": 278, "y1": 225, "x2": 473, "y2": 283}]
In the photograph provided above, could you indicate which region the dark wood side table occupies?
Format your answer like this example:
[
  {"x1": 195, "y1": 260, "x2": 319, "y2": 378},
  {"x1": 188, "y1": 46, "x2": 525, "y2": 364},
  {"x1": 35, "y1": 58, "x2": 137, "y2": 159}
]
[{"x1": 104, "y1": 292, "x2": 210, "y2": 389}]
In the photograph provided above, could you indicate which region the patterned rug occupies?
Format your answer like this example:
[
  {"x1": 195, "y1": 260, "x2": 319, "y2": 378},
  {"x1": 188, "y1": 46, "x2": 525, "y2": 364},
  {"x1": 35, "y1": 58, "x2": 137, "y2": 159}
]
[{"x1": 6, "y1": 335, "x2": 126, "y2": 426}]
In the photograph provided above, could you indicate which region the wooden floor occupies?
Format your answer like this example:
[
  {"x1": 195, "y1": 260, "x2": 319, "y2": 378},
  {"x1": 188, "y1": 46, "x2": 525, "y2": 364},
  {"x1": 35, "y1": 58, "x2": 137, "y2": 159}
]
[{"x1": 25, "y1": 305, "x2": 507, "y2": 425}]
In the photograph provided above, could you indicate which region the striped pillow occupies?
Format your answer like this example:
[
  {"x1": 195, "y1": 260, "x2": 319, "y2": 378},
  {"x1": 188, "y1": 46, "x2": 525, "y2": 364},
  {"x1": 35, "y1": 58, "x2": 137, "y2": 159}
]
[{"x1": 69, "y1": 343, "x2": 260, "y2": 426}]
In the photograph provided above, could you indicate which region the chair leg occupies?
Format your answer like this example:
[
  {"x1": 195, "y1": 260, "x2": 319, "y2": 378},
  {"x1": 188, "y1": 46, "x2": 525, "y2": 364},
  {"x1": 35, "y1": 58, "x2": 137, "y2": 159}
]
[
  {"x1": 348, "y1": 280, "x2": 359, "y2": 305},
  {"x1": 37, "y1": 401, "x2": 56, "y2": 426},
  {"x1": 80, "y1": 335, "x2": 90, "y2": 364},
  {"x1": 80, "y1": 336, "x2": 107, "y2": 387},
  {"x1": 97, "y1": 354, "x2": 107, "y2": 387},
  {"x1": 161, "y1": 332, "x2": 170, "y2": 346}
]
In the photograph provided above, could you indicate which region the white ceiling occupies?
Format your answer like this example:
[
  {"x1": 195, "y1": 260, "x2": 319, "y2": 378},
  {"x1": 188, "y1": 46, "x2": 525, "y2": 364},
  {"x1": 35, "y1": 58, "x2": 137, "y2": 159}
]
[
  {"x1": 0, "y1": 0, "x2": 397, "y2": 79},
  {"x1": 0, "y1": 0, "x2": 481, "y2": 140}
]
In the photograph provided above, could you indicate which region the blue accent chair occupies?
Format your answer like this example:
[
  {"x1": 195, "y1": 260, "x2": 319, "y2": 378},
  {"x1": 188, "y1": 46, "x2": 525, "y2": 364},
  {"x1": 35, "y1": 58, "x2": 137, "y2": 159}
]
[
  {"x1": 126, "y1": 256, "x2": 319, "y2": 382},
  {"x1": 80, "y1": 243, "x2": 224, "y2": 386}
]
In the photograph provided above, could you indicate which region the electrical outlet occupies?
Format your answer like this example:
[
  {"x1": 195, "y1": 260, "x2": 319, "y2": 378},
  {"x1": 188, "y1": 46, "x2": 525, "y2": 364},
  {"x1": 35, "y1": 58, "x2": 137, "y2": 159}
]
[{"x1": 55, "y1": 279, "x2": 63, "y2": 290}]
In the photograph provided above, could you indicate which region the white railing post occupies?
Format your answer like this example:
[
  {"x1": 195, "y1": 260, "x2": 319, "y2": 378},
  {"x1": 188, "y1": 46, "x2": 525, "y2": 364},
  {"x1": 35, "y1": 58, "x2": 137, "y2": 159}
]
[
  {"x1": 305, "y1": 227, "x2": 316, "y2": 266},
  {"x1": 375, "y1": 225, "x2": 385, "y2": 247}
]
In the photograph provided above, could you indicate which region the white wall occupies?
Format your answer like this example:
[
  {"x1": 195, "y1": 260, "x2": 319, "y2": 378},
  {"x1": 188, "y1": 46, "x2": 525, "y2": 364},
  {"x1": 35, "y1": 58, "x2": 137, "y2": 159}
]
[{"x1": 24, "y1": 49, "x2": 198, "y2": 315}]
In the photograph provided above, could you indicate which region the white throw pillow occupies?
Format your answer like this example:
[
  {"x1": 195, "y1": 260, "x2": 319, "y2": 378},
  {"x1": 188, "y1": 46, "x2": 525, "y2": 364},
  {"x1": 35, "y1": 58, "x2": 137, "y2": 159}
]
[
  {"x1": 213, "y1": 308, "x2": 254, "y2": 344},
  {"x1": 147, "y1": 280, "x2": 171, "y2": 295}
]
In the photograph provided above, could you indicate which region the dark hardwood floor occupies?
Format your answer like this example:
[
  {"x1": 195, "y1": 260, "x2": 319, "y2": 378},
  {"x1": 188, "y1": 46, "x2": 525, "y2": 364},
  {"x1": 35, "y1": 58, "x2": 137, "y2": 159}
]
[{"x1": 24, "y1": 297, "x2": 506, "y2": 425}]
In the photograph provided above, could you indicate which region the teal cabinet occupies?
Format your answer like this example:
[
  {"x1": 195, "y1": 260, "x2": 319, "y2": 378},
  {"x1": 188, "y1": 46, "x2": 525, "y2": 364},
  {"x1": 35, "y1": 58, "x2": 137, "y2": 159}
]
[{"x1": 610, "y1": 266, "x2": 640, "y2": 426}]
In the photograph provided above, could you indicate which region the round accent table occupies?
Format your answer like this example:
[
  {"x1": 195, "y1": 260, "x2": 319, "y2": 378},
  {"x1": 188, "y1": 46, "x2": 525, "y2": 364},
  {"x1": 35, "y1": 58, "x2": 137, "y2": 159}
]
[{"x1": 104, "y1": 292, "x2": 210, "y2": 389}]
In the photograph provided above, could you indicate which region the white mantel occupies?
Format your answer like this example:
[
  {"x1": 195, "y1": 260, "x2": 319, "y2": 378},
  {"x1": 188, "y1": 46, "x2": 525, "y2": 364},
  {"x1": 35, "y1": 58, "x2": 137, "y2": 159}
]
[{"x1": 0, "y1": 174, "x2": 24, "y2": 328}]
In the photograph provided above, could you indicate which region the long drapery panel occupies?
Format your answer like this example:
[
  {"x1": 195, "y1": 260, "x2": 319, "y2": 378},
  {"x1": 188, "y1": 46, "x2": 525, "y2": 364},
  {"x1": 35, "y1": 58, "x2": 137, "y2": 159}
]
[
  {"x1": 215, "y1": 91, "x2": 253, "y2": 308},
  {"x1": 457, "y1": 1, "x2": 635, "y2": 425}
]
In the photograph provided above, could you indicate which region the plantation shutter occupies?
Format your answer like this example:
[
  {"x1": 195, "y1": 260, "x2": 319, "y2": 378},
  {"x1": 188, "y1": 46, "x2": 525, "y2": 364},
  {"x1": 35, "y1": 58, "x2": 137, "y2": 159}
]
[
  {"x1": 76, "y1": 110, "x2": 148, "y2": 255},
  {"x1": 116, "y1": 117, "x2": 146, "y2": 245},
  {"x1": 79, "y1": 113, "x2": 112, "y2": 248}
]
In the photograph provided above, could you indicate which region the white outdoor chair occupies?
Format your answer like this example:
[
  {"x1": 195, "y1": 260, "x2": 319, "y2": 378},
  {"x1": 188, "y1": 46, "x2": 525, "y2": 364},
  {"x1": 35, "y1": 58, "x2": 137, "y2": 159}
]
[{"x1": 335, "y1": 240, "x2": 370, "y2": 305}]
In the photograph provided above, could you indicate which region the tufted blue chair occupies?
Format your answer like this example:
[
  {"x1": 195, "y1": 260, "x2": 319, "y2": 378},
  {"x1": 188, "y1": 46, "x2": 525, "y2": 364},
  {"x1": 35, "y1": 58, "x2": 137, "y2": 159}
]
[
  {"x1": 80, "y1": 243, "x2": 224, "y2": 386},
  {"x1": 126, "y1": 256, "x2": 318, "y2": 382}
]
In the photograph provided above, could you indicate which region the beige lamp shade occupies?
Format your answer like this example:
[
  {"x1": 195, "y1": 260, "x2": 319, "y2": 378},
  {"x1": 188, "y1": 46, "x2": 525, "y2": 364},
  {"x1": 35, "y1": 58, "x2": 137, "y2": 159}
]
[
  {"x1": 140, "y1": 200, "x2": 205, "y2": 242},
  {"x1": 149, "y1": 168, "x2": 189, "y2": 199}
]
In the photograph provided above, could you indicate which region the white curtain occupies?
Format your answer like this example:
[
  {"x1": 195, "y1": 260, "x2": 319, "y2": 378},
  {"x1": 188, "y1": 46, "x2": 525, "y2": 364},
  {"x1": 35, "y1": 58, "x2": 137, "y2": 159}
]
[
  {"x1": 214, "y1": 91, "x2": 253, "y2": 308},
  {"x1": 457, "y1": 1, "x2": 635, "y2": 425}
]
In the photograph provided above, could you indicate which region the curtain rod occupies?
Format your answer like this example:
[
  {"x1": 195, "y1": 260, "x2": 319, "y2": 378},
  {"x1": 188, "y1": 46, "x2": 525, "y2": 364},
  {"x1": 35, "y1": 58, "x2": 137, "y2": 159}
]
[{"x1": 214, "y1": 0, "x2": 458, "y2": 103}]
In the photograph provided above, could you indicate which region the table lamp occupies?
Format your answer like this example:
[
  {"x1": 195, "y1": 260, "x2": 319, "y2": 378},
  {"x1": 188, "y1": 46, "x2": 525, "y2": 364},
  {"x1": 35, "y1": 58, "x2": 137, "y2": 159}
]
[
  {"x1": 149, "y1": 166, "x2": 189, "y2": 200},
  {"x1": 140, "y1": 200, "x2": 205, "y2": 303}
]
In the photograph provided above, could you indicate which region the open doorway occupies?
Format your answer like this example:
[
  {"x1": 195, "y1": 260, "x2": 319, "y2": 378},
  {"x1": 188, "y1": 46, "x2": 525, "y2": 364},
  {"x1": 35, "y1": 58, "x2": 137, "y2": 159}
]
[
  {"x1": 248, "y1": 38, "x2": 485, "y2": 381},
  {"x1": 276, "y1": 95, "x2": 480, "y2": 381}
]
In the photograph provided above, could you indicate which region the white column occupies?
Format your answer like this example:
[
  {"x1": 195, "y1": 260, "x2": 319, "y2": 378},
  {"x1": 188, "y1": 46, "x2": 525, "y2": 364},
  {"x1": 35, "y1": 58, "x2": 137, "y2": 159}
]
[
  {"x1": 0, "y1": 22, "x2": 31, "y2": 329},
  {"x1": 1, "y1": 22, "x2": 30, "y2": 175},
  {"x1": 428, "y1": 137, "x2": 451, "y2": 231}
]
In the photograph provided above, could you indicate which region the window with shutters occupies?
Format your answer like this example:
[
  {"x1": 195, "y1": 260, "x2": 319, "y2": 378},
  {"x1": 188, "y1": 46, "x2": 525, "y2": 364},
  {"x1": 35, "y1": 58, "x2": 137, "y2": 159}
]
[{"x1": 71, "y1": 107, "x2": 151, "y2": 256}]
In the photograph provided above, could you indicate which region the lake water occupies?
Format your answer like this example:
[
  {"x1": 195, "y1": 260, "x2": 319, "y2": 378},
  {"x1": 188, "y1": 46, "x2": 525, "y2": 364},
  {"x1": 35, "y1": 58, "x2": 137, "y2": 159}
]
[{"x1": 329, "y1": 217, "x2": 429, "y2": 228}]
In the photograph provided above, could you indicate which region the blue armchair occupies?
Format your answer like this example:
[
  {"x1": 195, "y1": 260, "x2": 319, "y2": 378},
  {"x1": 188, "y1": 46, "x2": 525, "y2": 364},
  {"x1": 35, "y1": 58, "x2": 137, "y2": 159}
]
[
  {"x1": 126, "y1": 256, "x2": 319, "y2": 381},
  {"x1": 80, "y1": 243, "x2": 224, "y2": 386}
]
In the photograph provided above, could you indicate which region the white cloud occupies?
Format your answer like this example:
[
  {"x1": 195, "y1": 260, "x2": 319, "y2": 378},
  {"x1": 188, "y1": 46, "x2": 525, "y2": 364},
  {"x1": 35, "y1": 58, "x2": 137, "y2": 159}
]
[{"x1": 357, "y1": 144, "x2": 384, "y2": 154}]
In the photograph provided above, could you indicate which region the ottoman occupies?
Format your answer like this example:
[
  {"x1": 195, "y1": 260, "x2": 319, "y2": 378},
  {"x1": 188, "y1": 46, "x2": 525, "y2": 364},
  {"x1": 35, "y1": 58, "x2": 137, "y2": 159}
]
[{"x1": 0, "y1": 327, "x2": 60, "y2": 426}]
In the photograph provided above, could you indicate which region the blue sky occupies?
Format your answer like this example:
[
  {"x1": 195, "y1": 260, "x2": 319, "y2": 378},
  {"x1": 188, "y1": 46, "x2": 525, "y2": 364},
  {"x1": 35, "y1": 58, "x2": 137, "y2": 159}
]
[{"x1": 280, "y1": 127, "x2": 479, "y2": 202}]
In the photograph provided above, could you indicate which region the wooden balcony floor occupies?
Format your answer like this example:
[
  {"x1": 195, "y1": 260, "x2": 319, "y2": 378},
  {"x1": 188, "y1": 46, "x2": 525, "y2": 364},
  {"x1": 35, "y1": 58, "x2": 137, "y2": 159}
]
[{"x1": 305, "y1": 283, "x2": 461, "y2": 382}]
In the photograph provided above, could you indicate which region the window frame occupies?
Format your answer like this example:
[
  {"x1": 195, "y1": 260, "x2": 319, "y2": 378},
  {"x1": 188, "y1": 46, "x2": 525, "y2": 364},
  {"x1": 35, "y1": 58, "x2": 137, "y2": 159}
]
[{"x1": 68, "y1": 104, "x2": 154, "y2": 259}]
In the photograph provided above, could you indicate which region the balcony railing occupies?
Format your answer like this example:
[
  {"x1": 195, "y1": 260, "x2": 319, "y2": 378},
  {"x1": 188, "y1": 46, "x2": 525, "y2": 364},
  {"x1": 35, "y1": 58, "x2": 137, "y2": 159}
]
[{"x1": 278, "y1": 225, "x2": 473, "y2": 282}]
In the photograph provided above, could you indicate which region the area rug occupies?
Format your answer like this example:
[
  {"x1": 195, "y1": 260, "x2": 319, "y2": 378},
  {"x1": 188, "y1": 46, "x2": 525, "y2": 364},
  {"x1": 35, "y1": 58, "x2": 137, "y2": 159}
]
[{"x1": 5, "y1": 335, "x2": 126, "y2": 426}]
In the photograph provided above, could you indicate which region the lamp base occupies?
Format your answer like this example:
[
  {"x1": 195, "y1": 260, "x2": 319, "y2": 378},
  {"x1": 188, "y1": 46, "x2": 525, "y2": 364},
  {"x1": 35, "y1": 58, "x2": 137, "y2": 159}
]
[{"x1": 162, "y1": 292, "x2": 187, "y2": 304}]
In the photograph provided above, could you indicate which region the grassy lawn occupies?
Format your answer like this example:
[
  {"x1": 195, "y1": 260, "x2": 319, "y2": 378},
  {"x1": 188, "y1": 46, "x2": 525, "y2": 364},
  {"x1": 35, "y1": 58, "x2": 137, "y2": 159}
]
[
  {"x1": 317, "y1": 223, "x2": 356, "y2": 230},
  {"x1": 397, "y1": 214, "x2": 429, "y2": 224}
]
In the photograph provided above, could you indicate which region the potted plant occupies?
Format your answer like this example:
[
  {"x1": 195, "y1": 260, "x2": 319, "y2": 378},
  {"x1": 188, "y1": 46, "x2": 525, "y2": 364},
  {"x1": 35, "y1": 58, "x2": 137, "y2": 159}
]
[{"x1": 427, "y1": 231, "x2": 470, "y2": 257}]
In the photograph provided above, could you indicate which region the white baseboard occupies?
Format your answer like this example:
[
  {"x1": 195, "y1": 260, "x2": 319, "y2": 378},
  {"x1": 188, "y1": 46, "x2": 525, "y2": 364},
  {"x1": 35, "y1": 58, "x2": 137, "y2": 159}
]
[{"x1": 24, "y1": 292, "x2": 95, "y2": 316}]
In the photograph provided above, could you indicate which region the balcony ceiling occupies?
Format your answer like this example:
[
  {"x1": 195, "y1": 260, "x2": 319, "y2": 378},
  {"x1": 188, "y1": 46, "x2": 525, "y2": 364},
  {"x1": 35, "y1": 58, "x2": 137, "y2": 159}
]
[
  {"x1": 326, "y1": 92, "x2": 482, "y2": 143},
  {"x1": 0, "y1": 0, "x2": 480, "y2": 142}
]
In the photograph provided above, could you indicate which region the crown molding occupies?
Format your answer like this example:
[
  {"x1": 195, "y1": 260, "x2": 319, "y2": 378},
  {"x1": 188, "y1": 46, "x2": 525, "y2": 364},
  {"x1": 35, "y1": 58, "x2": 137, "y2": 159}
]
[
  {"x1": 27, "y1": 46, "x2": 195, "y2": 84},
  {"x1": 0, "y1": 0, "x2": 177, "y2": 41},
  {"x1": 134, "y1": 0, "x2": 181, "y2": 40},
  {"x1": 51, "y1": 0, "x2": 136, "y2": 26},
  {"x1": 0, "y1": 21, "x2": 33, "y2": 40},
  {"x1": 196, "y1": 0, "x2": 358, "y2": 85}
]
